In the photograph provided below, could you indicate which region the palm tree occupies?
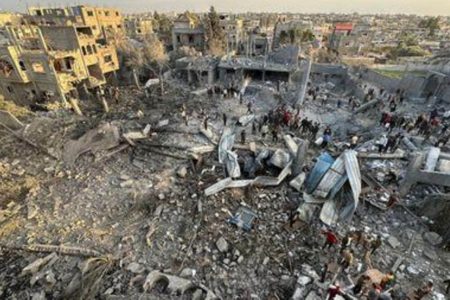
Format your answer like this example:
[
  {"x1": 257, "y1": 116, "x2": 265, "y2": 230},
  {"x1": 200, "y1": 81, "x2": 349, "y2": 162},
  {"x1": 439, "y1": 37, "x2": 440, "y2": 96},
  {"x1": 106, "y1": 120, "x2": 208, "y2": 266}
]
[{"x1": 117, "y1": 41, "x2": 144, "y2": 88}]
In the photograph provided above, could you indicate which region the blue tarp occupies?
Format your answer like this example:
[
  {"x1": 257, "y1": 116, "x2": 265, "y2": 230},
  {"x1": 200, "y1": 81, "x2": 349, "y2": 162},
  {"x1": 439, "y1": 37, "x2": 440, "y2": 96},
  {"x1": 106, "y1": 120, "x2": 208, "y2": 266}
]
[{"x1": 305, "y1": 152, "x2": 335, "y2": 194}]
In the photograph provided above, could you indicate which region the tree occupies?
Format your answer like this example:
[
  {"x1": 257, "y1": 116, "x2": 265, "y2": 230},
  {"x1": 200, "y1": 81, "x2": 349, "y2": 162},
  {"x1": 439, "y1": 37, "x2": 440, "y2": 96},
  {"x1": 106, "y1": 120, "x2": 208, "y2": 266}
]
[
  {"x1": 142, "y1": 35, "x2": 169, "y2": 95},
  {"x1": 205, "y1": 6, "x2": 226, "y2": 56},
  {"x1": 117, "y1": 42, "x2": 144, "y2": 88},
  {"x1": 419, "y1": 17, "x2": 440, "y2": 37}
]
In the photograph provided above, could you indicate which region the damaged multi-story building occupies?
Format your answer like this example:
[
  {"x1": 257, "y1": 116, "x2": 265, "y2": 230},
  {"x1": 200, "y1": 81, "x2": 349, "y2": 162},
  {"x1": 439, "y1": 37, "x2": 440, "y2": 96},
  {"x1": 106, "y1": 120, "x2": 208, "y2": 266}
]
[{"x1": 0, "y1": 6, "x2": 122, "y2": 106}]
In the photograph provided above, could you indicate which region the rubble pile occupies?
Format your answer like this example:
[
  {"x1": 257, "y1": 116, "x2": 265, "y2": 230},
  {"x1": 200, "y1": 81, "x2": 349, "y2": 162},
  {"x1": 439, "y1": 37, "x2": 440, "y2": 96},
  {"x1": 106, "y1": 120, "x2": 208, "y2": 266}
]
[{"x1": 0, "y1": 66, "x2": 449, "y2": 300}]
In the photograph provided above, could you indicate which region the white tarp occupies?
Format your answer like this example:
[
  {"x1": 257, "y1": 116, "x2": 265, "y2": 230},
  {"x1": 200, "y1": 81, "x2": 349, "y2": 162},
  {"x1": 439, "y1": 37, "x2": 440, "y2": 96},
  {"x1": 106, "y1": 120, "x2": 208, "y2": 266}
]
[{"x1": 343, "y1": 150, "x2": 361, "y2": 207}]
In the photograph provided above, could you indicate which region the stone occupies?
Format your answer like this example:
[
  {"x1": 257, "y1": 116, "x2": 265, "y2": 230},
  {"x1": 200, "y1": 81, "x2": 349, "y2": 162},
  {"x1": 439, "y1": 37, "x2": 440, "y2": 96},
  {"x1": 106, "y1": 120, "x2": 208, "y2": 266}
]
[
  {"x1": 387, "y1": 236, "x2": 401, "y2": 249},
  {"x1": 223, "y1": 258, "x2": 230, "y2": 265},
  {"x1": 289, "y1": 173, "x2": 306, "y2": 192},
  {"x1": 158, "y1": 193, "x2": 165, "y2": 200},
  {"x1": 263, "y1": 257, "x2": 269, "y2": 265},
  {"x1": 406, "y1": 266, "x2": 420, "y2": 275},
  {"x1": 305, "y1": 291, "x2": 321, "y2": 300},
  {"x1": 423, "y1": 249, "x2": 438, "y2": 261},
  {"x1": 126, "y1": 262, "x2": 145, "y2": 274},
  {"x1": 177, "y1": 166, "x2": 188, "y2": 178},
  {"x1": 192, "y1": 289, "x2": 204, "y2": 300},
  {"x1": 216, "y1": 237, "x2": 229, "y2": 253},
  {"x1": 297, "y1": 275, "x2": 311, "y2": 286},
  {"x1": 120, "y1": 180, "x2": 134, "y2": 188},
  {"x1": 423, "y1": 232, "x2": 443, "y2": 246},
  {"x1": 237, "y1": 256, "x2": 244, "y2": 264},
  {"x1": 179, "y1": 268, "x2": 195, "y2": 278}
]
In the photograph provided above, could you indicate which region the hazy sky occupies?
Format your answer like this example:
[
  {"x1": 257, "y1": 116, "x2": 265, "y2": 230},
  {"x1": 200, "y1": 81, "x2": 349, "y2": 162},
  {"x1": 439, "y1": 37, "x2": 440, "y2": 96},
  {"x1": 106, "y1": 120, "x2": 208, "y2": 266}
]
[{"x1": 1, "y1": 0, "x2": 449, "y2": 15}]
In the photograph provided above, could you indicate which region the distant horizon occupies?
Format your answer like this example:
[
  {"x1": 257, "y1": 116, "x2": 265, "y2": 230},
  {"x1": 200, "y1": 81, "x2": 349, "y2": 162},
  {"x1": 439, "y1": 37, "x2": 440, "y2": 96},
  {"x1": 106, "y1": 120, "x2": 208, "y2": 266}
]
[{"x1": 1, "y1": 0, "x2": 450, "y2": 16}]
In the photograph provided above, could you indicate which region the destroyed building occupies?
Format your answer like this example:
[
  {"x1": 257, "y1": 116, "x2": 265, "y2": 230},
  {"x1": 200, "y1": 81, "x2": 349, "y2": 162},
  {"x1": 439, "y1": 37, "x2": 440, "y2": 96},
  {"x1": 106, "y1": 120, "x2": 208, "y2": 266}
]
[
  {"x1": 124, "y1": 17, "x2": 154, "y2": 40},
  {"x1": 0, "y1": 6, "x2": 120, "y2": 106},
  {"x1": 218, "y1": 45, "x2": 300, "y2": 84},
  {"x1": 172, "y1": 13, "x2": 205, "y2": 52}
]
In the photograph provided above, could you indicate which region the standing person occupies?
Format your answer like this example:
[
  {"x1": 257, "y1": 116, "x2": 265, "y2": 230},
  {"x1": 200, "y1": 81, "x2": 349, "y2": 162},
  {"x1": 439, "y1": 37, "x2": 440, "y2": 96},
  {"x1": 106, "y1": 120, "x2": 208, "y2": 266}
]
[
  {"x1": 340, "y1": 249, "x2": 354, "y2": 271},
  {"x1": 272, "y1": 125, "x2": 279, "y2": 143},
  {"x1": 241, "y1": 130, "x2": 246, "y2": 144},
  {"x1": 387, "y1": 191, "x2": 400, "y2": 209},
  {"x1": 247, "y1": 101, "x2": 253, "y2": 114},
  {"x1": 203, "y1": 117, "x2": 209, "y2": 131},
  {"x1": 380, "y1": 271, "x2": 396, "y2": 289},
  {"x1": 340, "y1": 232, "x2": 353, "y2": 253},
  {"x1": 370, "y1": 235, "x2": 382, "y2": 255},
  {"x1": 412, "y1": 280, "x2": 433, "y2": 300},
  {"x1": 223, "y1": 113, "x2": 227, "y2": 126},
  {"x1": 350, "y1": 135, "x2": 359, "y2": 149},
  {"x1": 181, "y1": 105, "x2": 188, "y2": 126},
  {"x1": 368, "y1": 284, "x2": 382, "y2": 300},
  {"x1": 327, "y1": 283, "x2": 344, "y2": 300},
  {"x1": 113, "y1": 86, "x2": 120, "y2": 104},
  {"x1": 353, "y1": 275, "x2": 371, "y2": 296},
  {"x1": 377, "y1": 134, "x2": 388, "y2": 153},
  {"x1": 261, "y1": 123, "x2": 269, "y2": 138},
  {"x1": 322, "y1": 228, "x2": 339, "y2": 250},
  {"x1": 337, "y1": 99, "x2": 342, "y2": 109}
]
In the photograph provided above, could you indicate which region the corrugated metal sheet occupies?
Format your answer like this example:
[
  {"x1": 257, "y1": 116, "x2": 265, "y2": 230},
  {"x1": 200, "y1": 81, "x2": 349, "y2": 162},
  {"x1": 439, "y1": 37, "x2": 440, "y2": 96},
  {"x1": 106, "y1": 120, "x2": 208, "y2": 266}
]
[
  {"x1": 313, "y1": 155, "x2": 346, "y2": 198},
  {"x1": 320, "y1": 199, "x2": 339, "y2": 225},
  {"x1": 343, "y1": 150, "x2": 361, "y2": 207},
  {"x1": 305, "y1": 152, "x2": 335, "y2": 193}
]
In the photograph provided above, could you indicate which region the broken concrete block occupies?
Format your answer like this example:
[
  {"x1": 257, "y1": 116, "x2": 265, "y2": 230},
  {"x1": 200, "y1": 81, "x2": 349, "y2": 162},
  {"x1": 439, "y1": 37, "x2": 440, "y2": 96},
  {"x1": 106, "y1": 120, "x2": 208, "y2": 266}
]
[
  {"x1": 269, "y1": 149, "x2": 291, "y2": 168},
  {"x1": 289, "y1": 172, "x2": 306, "y2": 192},
  {"x1": 63, "y1": 123, "x2": 120, "y2": 165},
  {"x1": 423, "y1": 231, "x2": 442, "y2": 246},
  {"x1": 387, "y1": 236, "x2": 401, "y2": 249},
  {"x1": 0, "y1": 110, "x2": 24, "y2": 130},
  {"x1": 305, "y1": 291, "x2": 321, "y2": 300},
  {"x1": 20, "y1": 252, "x2": 57, "y2": 277},
  {"x1": 126, "y1": 262, "x2": 145, "y2": 274},
  {"x1": 179, "y1": 268, "x2": 195, "y2": 278},
  {"x1": 177, "y1": 166, "x2": 188, "y2": 178},
  {"x1": 216, "y1": 237, "x2": 229, "y2": 253},
  {"x1": 297, "y1": 275, "x2": 311, "y2": 285},
  {"x1": 120, "y1": 180, "x2": 134, "y2": 188}
]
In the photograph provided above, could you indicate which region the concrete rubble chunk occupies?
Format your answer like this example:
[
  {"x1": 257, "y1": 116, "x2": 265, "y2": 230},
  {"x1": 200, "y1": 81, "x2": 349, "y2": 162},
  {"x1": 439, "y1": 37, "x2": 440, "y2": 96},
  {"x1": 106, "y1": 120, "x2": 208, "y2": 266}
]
[
  {"x1": 297, "y1": 275, "x2": 311, "y2": 285},
  {"x1": 387, "y1": 236, "x2": 402, "y2": 249},
  {"x1": 177, "y1": 166, "x2": 188, "y2": 178},
  {"x1": 423, "y1": 232, "x2": 443, "y2": 246},
  {"x1": 289, "y1": 172, "x2": 306, "y2": 192},
  {"x1": 143, "y1": 270, "x2": 217, "y2": 298},
  {"x1": 216, "y1": 237, "x2": 229, "y2": 253},
  {"x1": 20, "y1": 252, "x2": 57, "y2": 277},
  {"x1": 63, "y1": 122, "x2": 120, "y2": 165},
  {"x1": 270, "y1": 149, "x2": 291, "y2": 169},
  {"x1": 126, "y1": 262, "x2": 145, "y2": 274},
  {"x1": 0, "y1": 110, "x2": 24, "y2": 130}
]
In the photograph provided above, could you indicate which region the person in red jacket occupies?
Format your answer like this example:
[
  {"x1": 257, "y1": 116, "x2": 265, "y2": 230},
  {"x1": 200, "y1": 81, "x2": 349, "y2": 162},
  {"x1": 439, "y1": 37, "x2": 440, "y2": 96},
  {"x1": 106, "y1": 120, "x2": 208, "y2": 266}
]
[
  {"x1": 327, "y1": 283, "x2": 344, "y2": 300},
  {"x1": 322, "y1": 228, "x2": 339, "y2": 250}
]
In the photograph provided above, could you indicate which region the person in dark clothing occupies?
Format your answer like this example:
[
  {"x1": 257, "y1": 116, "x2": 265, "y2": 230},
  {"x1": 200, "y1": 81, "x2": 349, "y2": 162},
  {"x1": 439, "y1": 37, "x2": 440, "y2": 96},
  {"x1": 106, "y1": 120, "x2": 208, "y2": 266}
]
[
  {"x1": 204, "y1": 117, "x2": 209, "y2": 130},
  {"x1": 241, "y1": 130, "x2": 246, "y2": 144},
  {"x1": 371, "y1": 235, "x2": 382, "y2": 255},
  {"x1": 223, "y1": 113, "x2": 227, "y2": 126},
  {"x1": 353, "y1": 275, "x2": 371, "y2": 295}
]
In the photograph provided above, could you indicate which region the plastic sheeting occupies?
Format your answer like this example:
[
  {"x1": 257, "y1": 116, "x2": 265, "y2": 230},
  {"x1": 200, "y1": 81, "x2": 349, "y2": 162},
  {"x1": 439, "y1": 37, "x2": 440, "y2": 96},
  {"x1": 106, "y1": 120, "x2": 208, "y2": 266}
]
[
  {"x1": 305, "y1": 152, "x2": 335, "y2": 194},
  {"x1": 225, "y1": 150, "x2": 241, "y2": 178}
]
